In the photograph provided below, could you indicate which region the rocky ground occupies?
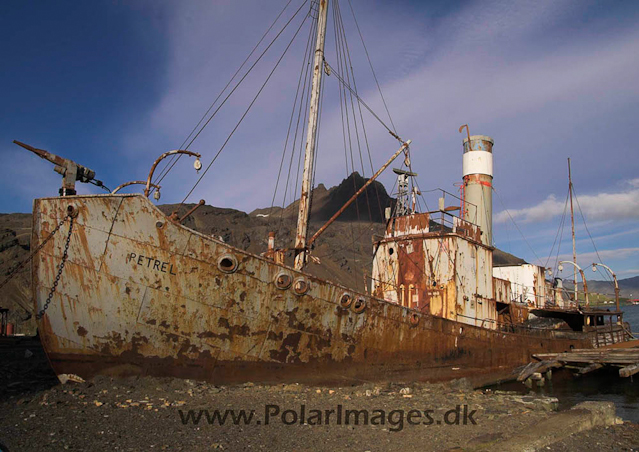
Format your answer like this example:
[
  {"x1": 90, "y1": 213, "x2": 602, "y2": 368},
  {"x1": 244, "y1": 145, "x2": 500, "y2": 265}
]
[
  {"x1": 546, "y1": 424, "x2": 639, "y2": 451},
  {"x1": 1, "y1": 338, "x2": 638, "y2": 451}
]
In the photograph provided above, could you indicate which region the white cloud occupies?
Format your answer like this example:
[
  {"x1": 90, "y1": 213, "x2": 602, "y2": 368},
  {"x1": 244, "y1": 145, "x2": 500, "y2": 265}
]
[
  {"x1": 618, "y1": 269, "x2": 639, "y2": 276},
  {"x1": 556, "y1": 247, "x2": 639, "y2": 266},
  {"x1": 579, "y1": 226, "x2": 639, "y2": 245},
  {"x1": 494, "y1": 194, "x2": 563, "y2": 224},
  {"x1": 495, "y1": 182, "x2": 639, "y2": 223},
  {"x1": 116, "y1": 0, "x2": 639, "y2": 219}
]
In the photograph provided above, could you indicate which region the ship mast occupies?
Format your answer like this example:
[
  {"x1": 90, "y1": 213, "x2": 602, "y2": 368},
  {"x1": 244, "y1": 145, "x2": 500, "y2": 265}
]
[
  {"x1": 294, "y1": 0, "x2": 329, "y2": 270},
  {"x1": 568, "y1": 158, "x2": 577, "y2": 302}
]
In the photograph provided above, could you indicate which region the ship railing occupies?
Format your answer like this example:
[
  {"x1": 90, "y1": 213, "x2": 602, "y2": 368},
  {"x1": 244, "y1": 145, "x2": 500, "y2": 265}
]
[
  {"x1": 420, "y1": 209, "x2": 483, "y2": 242},
  {"x1": 499, "y1": 284, "x2": 602, "y2": 310},
  {"x1": 419, "y1": 188, "x2": 480, "y2": 229}
]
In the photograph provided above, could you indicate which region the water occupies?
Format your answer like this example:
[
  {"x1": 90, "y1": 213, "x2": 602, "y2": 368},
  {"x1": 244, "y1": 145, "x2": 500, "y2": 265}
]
[
  {"x1": 624, "y1": 303, "x2": 639, "y2": 333},
  {"x1": 492, "y1": 304, "x2": 639, "y2": 422}
]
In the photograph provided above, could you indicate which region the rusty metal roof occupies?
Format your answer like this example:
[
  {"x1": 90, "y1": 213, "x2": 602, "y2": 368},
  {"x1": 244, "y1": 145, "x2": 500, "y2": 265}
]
[{"x1": 493, "y1": 248, "x2": 527, "y2": 267}]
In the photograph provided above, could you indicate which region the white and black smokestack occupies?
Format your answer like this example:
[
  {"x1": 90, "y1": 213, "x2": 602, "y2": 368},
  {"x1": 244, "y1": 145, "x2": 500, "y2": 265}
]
[{"x1": 462, "y1": 135, "x2": 494, "y2": 247}]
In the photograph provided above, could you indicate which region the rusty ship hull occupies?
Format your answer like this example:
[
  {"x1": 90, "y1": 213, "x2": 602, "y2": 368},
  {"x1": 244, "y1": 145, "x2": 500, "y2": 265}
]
[{"x1": 32, "y1": 194, "x2": 594, "y2": 386}]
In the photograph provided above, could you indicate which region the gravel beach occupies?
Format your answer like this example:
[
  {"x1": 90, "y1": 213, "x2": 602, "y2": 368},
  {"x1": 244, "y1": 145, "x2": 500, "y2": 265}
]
[{"x1": 1, "y1": 338, "x2": 638, "y2": 451}]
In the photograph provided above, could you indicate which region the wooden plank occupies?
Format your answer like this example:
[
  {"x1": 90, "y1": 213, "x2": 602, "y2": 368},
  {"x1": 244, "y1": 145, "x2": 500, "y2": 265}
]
[
  {"x1": 535, "y1": 347, "x2": 639, "y2": 379},
  {"x1": 517, "y1": 360, "x2": 562, "y2": 381},
  {"x1": 533, "y1": 353, "x2": 563, "y2": 360},
  {"x1": 563, "y1": 353, "x2": 639, "y2": 360},
  {"x1": 518, "y1": 361, "x2": 544, "y2": 382},
  {"x1": 577, "y1": 363, "x2": 603, "y2": 376},
  {"x1": 555, "y1": 357, "x2": 639, "y2": 364},
  {"x1": 570, "y1": 349, "x2": 639, "y2": 354},
  {"x1": 619, "y1": 364, "x2": 639, "y2": 378},
  {"x1": 563, "y1": 352, "x2": 639, "y2": 357},
  {"x1": 538, "y1": 353, "x2": 639, "y2": 361}
]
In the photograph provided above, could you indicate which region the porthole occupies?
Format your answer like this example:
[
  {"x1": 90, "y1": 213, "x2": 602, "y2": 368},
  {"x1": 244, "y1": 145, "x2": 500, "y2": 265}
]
[
  {"x1": 339, "y1": 292, "x2": 353, "y2": 308},
  {"x1": 275, "y1": 272, "x2": 292, "y2": 290},
  {"x1": 293, "y1": 278, "x2": 310, "y2": 295},
  {"x1": 217, "y1": 254, "x2": 238, "y2": 274},
  {"x1": 389, "y1": 247, "x2": 394, "y2": 255},
  {"x1": 352, "y1": 297, "x2": 367, "y2": 314},
  {"x1": 410, "y1": 313, "x2": 420, "y2": 326}
]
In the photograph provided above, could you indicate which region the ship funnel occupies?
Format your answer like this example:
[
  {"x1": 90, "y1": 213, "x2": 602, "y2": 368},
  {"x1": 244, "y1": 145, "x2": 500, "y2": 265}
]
[{"x1": 462, "y1": 135, "x2": 493, "y2": 247}]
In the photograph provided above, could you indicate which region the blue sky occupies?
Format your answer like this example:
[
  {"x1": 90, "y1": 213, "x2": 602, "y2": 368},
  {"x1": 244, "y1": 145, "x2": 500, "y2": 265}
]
[{"x1": 1, "y1": 0, "x2": 638, "y2": 280}]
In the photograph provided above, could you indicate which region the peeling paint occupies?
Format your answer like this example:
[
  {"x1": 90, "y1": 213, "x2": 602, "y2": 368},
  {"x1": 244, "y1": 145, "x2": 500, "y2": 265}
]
[{"x1": 33, "y1": 194, "x2": 593, "y2": 385}]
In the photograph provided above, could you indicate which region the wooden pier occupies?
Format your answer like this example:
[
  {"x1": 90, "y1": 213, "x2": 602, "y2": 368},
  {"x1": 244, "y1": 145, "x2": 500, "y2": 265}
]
[{"x1": 518, "y1": 339, "x2": 639, "y2": 381}]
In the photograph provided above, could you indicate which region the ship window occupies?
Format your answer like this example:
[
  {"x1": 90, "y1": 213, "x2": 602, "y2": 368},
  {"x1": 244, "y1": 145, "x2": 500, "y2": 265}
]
[
  {"x1": 389, "y1": 247, "x2": 394, "y2": 255},
  {"x1": 293, "y1": 278, "x2": 310, "y2": 295},
  {"x1": 339, "y1": 292, "x2": 353, "y2": 308},
  {"x1": 275, "y1": 272, "x2": 292, "y2": 289},
  {"x1": 218, "y1": 255, "x2": 238, "y2": 274},
  {"x1": 352, "y1": 297, "x2": 367, "y2": 314}
]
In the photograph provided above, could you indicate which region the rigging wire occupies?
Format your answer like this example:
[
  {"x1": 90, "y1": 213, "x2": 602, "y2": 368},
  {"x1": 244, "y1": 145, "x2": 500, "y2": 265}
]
[
  {"x1": 552, "y1": 195, "x2": 569, "y2": 281},
  {"x1": 339, "y1": 10, "x2": 384, "y2": 221},
  {"x1": 323, "y1": 61, "x2": 401, "y2": 143},
  {"x1": 551, "y1": 192, "x2": 569, "y2": 281},
  {"x1": 334, "y1": 0, "x2": 374, "y2": 222},
  {"x1": 151, "y1": 0, "x2": 298, "y2": 193},
  {"x1": 278, "y1": 17, "x2": 317, "y2": 231},
  {"x1": 544, "y1": 188, "x2": 569, "y2": 269},
  {"x1": 339, "y1": 0, "x2": 397, "y2": 222},
  {"x1": 572, "y1": 184, "x2": 613, "y2": 283},
  {"x1": 268, "y1": 13, "x2": 318, "y2": 229},
  {"x1": 180, "y1": 8, "x2": 311, "y2": 205},
  {"x1": 332, "y1": 0, "x2": 360, "y2": 255},
  {"x1": 493, "y1": 187, "x2": 543, "y2": 265},
  {"x1": 345, "y1": 0, "x2": 397, "y2": 135},
  {"x1": 158, "y1": 0, "x2": 310, "y2": 197},
  {"x1": 291, "y1": 3, "x2": 320, "y2": 211}
]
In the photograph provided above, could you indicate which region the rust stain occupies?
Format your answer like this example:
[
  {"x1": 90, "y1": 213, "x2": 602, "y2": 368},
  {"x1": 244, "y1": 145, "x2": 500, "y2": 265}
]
[{"x1": 32, "y1": 194, "x2": 596, "y2": 386}]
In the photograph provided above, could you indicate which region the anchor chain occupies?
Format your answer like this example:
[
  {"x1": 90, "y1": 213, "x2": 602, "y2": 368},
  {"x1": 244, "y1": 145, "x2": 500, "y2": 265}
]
[
  {"x1": 36, "y1": 215, "x2": 75, "y2": 320},
  {"x1": 0, "y1": 216, "x2": 68, "y2": 294}
]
